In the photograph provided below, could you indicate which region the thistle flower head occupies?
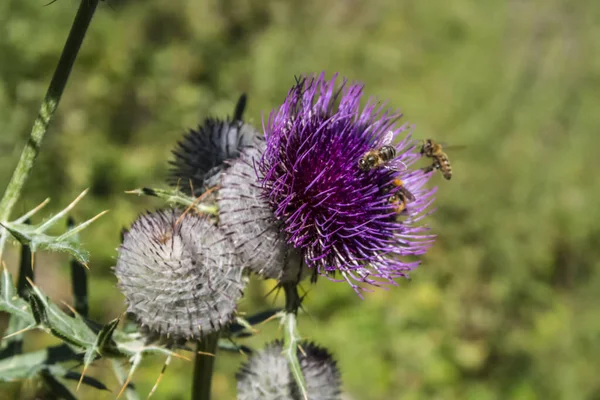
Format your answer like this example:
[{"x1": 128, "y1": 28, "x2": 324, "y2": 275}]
[
  {"x1": 169, "y1": 94, "x2": 259, "y2": 195},
  {"x1": 236, "y1": 340, "x2": 341, "y2": 400},
  {"x1": 218, "y1": 142, "x2": 309, "y2": 283},
  {"x1": 255, "y1": 73, "x2": 436, "y2": 293},
  {"x1": 114, "y1": 209, "x2": 245, "y2": 339}
]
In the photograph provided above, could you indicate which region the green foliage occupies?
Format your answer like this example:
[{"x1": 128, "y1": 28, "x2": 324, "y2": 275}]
[
  {"x1": 1, "y1": 0, "x2": 600, "y2": 399},
  {"x1": 1, "y1": 190, "x2": 107, "y2": 265},
  {"x1": 0, "y1": 266, "x2": 189, "y2": 398}
]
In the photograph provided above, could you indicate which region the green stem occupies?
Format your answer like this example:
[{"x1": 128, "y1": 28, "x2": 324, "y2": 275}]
[
  {"x1": 282, "y1": 282, "x2": 308, "y2": 399},
  {"x1": 0, "y1": 0, "x2": 100, "y2": 260},
  {"x1": 192, "y1": 332, "x2": 220, "y2": 400}
]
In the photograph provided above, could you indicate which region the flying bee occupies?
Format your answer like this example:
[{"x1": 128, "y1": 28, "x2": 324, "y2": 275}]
[
  {"x1": 383, "y1": 178, "x2": 416, "y2": 214},
  {"x1": 420, "y1": 138, "x2": 452, "y2": 180},
  {"x1": 358, "y1": 131, "x2": 407, "y2": 172}
]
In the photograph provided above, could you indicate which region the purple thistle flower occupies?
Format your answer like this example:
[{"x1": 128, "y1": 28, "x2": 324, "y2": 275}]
[{"x1": 255, "y1": 73, "x2": 436, "y2": 294}]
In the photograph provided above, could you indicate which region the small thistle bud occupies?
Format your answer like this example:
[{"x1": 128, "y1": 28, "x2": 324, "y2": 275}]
[
  {"x1": 114, "y1": 209, "x2": 245, "y2": 339},
  {"x1": 236, "y1": 340, "x2": 342, "y2": 400},
  {"x1": 169, "y1": 95, "x2": 259, "y2": 195},
  {"x1": 218, "y1": 141, "x2": 308, "y2": 283}
]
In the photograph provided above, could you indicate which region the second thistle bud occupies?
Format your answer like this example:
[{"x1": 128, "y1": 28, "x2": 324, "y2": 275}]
[{"x1": 114, "y1": 209, "x2": 246, "y2": 340}]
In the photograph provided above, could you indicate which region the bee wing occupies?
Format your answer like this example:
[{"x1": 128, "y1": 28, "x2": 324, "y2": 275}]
[
  {"x1": 376, "y1": 130, "x2": 395, "y2": 147},
  {"x1": 383, "y1": 159, "x2": 407, "y2": 171},
  {"x1": 416, "y1": 138, "x2": 467, "y2": 151},
  {"x1": 398, "y1": 186, "x2": 416, "y2": 202}
]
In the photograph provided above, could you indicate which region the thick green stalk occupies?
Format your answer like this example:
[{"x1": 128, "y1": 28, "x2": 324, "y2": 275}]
[
  {"x1": 192, "y1": 332, "x2": 220, "y2": 400},
  {"x1": 0, "y1": 0, "x2": 100, "y2": 260},
  {"x1": 282, "y1": 282, "x2": 308, "y2": 399}
]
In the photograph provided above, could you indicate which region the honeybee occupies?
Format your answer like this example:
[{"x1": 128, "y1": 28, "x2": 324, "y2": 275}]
[
  {"x1": 420, "y1": 139, "x2": 452, "y2": 180},
  {"x1": 358, "y1": 131, "x2": 407, "y2": 172},
  {"x1": 385, "y1": 179, "x2": 416, "y2": 214}
]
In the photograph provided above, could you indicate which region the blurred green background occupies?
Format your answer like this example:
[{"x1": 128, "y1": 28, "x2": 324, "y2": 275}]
[{"x1": 1, "y1": 0, "x2": 600, "y2": 399}]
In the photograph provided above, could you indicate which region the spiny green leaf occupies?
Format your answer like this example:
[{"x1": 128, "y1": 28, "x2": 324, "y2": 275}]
[
  {"x1": 27, "y1": 291, "x2": 48, "y2": 325},
  {"x1": 2, "y1": 269, "x2": 190, "y2": 367},
  {"x1": 2, "y1": 224, "x2": 91, "y2": 265},
  {"x1": 97, "y1": 318, "x2": 120, "y2": 352},
  {"x1": 1, "y1": 191, "x2": 107, "y2": 265},
  {"x1": 16, "y1": 226, "x2": 34, "y2": 298},
  {"x1": 0, "y1": 349, "x2": 105, "y2": 393},
  {"x1": 0, "y1": 269, "x2": 35, "y2": 359},
  {"x1": 0, "y1": 223, "x2": 31, "y2": 245},
  {"x1": 77, "y1": 317, "x2": 122, "y2": 387},
  {"x1": 0, "y1": 268, "x2": 34, "y2": 323},
  {"x1": 26, "y1": 282, "x2": 97, "y2": 349},
  {"x1": 0, "y1": 351, "x2": 46, "y2": 381}
]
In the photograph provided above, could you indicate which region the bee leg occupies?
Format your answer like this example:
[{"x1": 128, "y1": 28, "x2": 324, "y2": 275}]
[{"x1": 422, "y1": 164, "x2": 435, "y2": 174}]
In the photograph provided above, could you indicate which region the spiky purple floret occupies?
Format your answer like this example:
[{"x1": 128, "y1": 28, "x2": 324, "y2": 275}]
[{"x1": 257, "y1": 73, "x2": 436, "y2": 293}]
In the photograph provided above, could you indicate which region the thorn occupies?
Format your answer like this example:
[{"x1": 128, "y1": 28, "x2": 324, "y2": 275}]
[
  {"x1": 175, "y1": 185, "x2": 219, "y2": 226},
  {"x1": 86, "y1": 209, "x2": 110, "y2": 225},
  {"x1": 25, "y1": 276, "x2": 35, "y2": 288},
  {"x1": 297, "y1": 343, "x2": 307, "y2": 357},
  {"x1": 116, "y1": 370, "x2": 134, "y2": 399},
  {"x1": 15, "y1": 198, "x2": 51, "y2": 223},
  {"x1": 264, "y1": 282, "x2": 281, "y2": 299},
  {"x1": 61, "y1": 301, "x2": 78, "y2": 316},
  {"x1": 148, "y1": 355, "x2": 171, "y2": 399},
  {"x1": 30, "y1": 251, "x2": 35, "y2": 273},
  {"x1": 3, "y1": 325, "x2": 33, "y2": 339},
  {"x1": 124, "y1": 189, "x2": 140, "y2": 194},
  {"x1": 258, "y1": 312, "x2": 282, "y2": 326},
  {"x1": 196, "y1": 350, "x2": 215, "y2": 357},
  {"x1": 76, "y1": 362, "x2": 89, "y2": 391},
  {"x1": 81, "y1": 261, "x2": 90, "y2": 270},
  {"x1": 63, "y1": 189, "x2": 89, "y2": 214},
  {"x1": 37, "y1": 189, "x2": 91, "y2": 232},
  {"x1": 169, "y1": 352, "x2": 190, "y2": 362}
]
